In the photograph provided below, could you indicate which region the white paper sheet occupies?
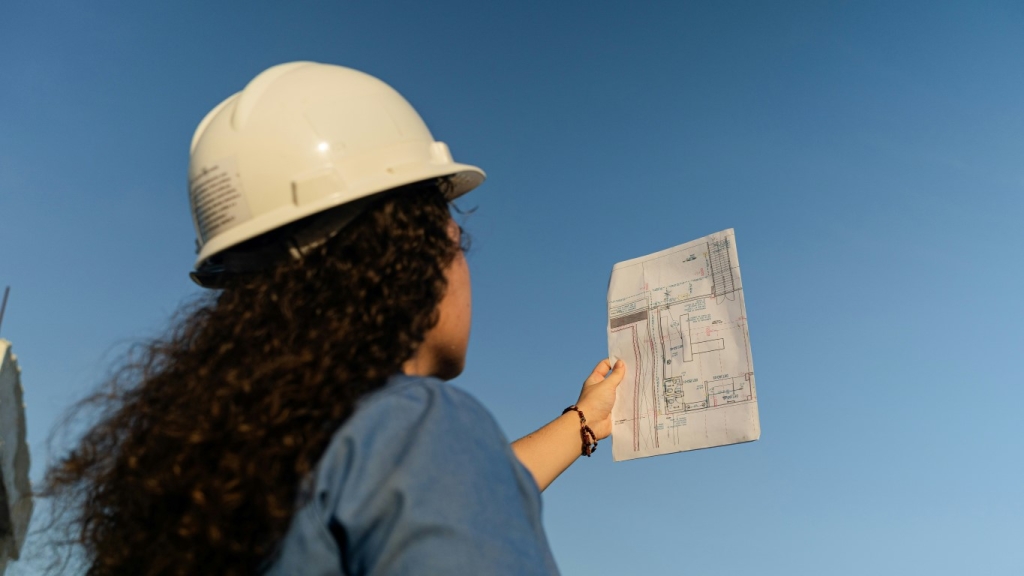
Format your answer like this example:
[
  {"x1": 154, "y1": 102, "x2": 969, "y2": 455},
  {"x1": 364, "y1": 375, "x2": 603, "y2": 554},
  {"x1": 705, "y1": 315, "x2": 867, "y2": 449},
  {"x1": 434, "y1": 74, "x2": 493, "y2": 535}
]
[{"x1": 607, "y1": 229, "x2": 759, "y2": 461}]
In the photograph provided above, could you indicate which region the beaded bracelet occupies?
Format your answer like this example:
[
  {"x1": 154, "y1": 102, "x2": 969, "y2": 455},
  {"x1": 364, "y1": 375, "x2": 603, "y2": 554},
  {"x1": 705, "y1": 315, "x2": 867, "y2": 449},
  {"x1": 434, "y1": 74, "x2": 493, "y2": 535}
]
[{"x1": 562, "y1": 405, "x2": 598, "y2": 456}]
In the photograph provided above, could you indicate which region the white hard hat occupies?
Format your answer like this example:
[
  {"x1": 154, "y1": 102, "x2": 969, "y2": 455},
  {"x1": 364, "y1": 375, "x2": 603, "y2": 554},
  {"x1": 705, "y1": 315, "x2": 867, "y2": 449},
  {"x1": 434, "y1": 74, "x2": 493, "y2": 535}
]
[{"x1": 188, "y1": 61, "x2": 485, "y2": 286}]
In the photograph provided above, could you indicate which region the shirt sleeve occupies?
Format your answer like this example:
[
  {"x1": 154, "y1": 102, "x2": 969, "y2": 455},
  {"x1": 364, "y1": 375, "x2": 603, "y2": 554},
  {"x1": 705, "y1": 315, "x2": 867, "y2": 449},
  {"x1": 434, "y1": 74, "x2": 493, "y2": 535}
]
[{"x1": 311, "y1": 377, "x2": 559, "y2": 576}]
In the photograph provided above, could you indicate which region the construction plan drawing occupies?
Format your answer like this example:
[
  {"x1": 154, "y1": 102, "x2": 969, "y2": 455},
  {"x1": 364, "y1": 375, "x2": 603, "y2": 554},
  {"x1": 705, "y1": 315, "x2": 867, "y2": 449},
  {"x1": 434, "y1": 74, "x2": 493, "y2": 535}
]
[{"x1": 607, "y1": 229, "x2": 759, "y2": 461}]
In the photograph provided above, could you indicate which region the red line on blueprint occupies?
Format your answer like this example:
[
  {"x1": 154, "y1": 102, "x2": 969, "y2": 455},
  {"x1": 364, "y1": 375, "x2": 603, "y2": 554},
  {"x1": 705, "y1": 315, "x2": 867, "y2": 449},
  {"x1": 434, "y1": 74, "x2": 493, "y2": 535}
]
[
  {"x1": 648, "y1": 328, "x2": 658, "y2": 448},
  {"x1": 630, "y1": 327, "x2": 641, "y2": 451}
]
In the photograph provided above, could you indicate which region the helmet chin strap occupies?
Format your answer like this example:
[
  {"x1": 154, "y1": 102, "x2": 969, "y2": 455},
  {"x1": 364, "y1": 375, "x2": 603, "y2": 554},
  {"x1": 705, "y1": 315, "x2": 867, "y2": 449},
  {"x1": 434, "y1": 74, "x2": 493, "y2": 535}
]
[{"x1": 285, "y1": 194, "x2": 377, "y2": 260}]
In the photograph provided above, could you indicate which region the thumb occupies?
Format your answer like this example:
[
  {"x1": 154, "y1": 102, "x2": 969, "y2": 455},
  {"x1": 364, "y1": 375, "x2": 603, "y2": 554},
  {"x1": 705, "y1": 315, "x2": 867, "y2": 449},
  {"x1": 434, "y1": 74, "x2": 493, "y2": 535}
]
[{"x1": 604, "y1": 359, "x2": 626, "y2": 388}]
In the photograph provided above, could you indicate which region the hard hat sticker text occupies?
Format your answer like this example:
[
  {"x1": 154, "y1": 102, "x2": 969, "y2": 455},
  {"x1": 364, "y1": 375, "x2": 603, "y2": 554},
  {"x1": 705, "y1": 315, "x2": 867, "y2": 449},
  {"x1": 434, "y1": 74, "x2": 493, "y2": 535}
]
[{"x1": 189, "y1": 157, "x2": 252, "y2": 242}]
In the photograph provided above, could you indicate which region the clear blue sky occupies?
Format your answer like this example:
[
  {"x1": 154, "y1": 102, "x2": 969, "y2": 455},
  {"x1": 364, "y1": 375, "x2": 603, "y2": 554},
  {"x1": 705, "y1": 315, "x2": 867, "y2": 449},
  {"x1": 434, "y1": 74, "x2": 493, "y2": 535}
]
[{"x1": 2, "y1": 1, "x2": 1023, "y2": 574}]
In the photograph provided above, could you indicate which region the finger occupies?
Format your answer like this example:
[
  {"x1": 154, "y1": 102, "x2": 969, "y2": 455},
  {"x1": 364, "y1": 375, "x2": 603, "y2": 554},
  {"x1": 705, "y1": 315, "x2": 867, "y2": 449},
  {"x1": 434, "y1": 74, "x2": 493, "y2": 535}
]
[
  {"x1": 604, "y1": 360, "x2": 626, "y2": 387},
  {"x1": 584, "y1": 359, "x2": 613, "y2": 386}
]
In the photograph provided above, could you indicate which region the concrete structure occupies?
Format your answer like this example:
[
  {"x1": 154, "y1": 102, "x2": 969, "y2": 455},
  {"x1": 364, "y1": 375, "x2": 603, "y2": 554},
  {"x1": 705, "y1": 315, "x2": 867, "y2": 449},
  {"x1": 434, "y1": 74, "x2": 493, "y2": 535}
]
[{"x1": 0, "y1": 341, "x2": 31, "y2": 574}]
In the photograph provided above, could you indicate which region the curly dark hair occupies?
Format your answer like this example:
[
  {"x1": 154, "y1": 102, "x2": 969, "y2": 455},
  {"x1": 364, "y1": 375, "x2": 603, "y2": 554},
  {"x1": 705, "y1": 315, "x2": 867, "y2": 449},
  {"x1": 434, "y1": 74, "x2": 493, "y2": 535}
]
[{"x1": 43, "y1": 183, "x2": 462, "y2": 575}]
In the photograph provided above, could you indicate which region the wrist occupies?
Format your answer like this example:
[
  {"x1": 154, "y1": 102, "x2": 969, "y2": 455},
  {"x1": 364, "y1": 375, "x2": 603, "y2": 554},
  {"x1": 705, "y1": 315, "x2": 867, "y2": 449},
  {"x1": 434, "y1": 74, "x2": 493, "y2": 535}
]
[
  {"x1": 573, "y1": 399, "x2": 611, "y2": 440},
  {"x1": 562, "y1": 405, "x2": 598, "y2": 457}
]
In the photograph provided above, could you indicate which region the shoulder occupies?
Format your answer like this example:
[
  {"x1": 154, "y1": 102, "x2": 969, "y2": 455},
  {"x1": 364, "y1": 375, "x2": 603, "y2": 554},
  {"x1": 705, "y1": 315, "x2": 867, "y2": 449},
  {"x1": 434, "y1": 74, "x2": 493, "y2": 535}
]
[
  {"x1": 357, "y1": 374, "x2": 495, "y2": 424},
  {"x1": 312, "y1": 375, "x2": 514, "y2": 508},
  {"x1": 306, "y1": 376, "x2": 556, "y2": 574},
  {"x1": 353, "y1": 375, "x2": 503, "y2": 442}
]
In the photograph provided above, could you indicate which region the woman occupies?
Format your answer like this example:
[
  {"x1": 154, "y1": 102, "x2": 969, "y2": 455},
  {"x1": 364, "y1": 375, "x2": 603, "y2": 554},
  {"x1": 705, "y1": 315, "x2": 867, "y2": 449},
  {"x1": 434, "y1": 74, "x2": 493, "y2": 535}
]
[{"x1": 45, "y1": 62, "x2": 625, "y2": 575}]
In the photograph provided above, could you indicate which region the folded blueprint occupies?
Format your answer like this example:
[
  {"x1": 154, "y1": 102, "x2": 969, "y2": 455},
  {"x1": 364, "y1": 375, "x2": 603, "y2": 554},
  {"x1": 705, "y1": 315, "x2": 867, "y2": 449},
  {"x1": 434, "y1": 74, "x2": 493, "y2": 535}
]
[{"x1": 607, "y1": 229, "x2": 760, "y2": 461}]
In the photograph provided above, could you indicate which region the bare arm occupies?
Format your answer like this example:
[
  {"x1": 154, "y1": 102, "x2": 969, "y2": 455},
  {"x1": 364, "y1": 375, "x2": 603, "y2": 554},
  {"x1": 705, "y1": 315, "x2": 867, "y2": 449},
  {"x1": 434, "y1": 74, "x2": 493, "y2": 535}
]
[{"x1": 511, "y1": 359, "x2": 626, "y2": 491}]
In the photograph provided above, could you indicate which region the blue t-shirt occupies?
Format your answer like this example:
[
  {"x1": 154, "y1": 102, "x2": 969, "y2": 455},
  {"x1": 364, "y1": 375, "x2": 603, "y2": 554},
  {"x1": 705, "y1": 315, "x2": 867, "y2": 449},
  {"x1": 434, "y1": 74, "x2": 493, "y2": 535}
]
[{"x1": 263, "y1": 374, "x2": 560, "y2": 575}]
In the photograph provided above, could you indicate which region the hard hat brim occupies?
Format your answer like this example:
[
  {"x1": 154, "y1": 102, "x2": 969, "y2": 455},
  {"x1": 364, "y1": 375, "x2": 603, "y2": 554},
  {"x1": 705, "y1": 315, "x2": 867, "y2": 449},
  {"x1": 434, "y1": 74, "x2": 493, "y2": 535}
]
[{"x1": 193, "y1": 163, "x2": 485, "y2": 269}]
